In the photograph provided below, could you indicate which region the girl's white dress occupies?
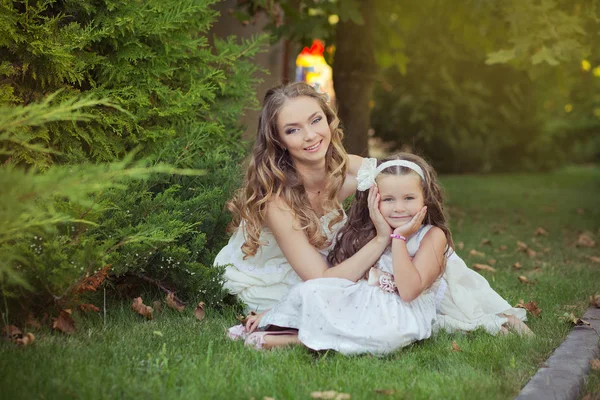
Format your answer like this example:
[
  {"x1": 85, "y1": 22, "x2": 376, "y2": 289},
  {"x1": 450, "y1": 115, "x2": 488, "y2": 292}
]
[
  {"x1": 258, "y1": 226, "x2": 440, "y2": 355},
  {"x1": 257, "y1": 225, "x2": 528, "y2": 355},
  {"x1": 213, "y1": 210, "x2": 345, "y2": 313}
]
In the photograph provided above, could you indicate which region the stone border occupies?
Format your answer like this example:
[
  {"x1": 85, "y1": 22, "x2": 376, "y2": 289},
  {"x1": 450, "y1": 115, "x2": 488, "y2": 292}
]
[{"x1": 515, "y1": 307, "x2": 600, "y2": 400}]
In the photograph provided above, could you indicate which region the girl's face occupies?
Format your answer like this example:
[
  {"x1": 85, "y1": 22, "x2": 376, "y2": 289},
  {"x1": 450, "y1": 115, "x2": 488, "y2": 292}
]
[
  {"x1": 276, "y1": 96, "x2": 331, "y2": 165},
  {"x1": 377, "y1": 172, "x2": 425, "y2": 229}
]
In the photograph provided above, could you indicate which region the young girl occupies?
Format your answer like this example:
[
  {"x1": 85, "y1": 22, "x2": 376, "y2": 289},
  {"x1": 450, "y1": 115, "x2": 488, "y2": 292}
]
[{"x1": 238, "y1": 153, "x2": 530, "y2": 354}]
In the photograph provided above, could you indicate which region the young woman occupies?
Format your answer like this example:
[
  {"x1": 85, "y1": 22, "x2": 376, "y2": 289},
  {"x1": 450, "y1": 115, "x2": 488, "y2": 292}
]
[{"x1": 214, "y1": 82, "x2": 389, "y2": 312}]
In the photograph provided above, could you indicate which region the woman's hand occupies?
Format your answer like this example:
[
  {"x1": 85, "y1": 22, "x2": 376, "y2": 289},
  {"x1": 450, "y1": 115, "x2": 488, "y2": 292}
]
[
  {"x1": 368, "y1": 185, "x2": 392, "y2": 243},
  {"x1": 393, "y1": 206, "x2": 427, "y2": 238},
  {"x1": 245, "y1": 311, "x2": 266, "y2": 333}
]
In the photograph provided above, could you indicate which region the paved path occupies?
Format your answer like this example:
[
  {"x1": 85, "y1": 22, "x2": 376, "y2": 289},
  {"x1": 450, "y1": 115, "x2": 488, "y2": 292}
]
[{"x1": 515, "y1": 307, "x2": 600, "y2": 400}]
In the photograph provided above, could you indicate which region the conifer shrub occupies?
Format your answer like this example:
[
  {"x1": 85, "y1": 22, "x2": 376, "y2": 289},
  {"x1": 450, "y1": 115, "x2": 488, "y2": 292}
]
[{"x1": 1, "y1": 0, "x2": 265, "y2": 315}]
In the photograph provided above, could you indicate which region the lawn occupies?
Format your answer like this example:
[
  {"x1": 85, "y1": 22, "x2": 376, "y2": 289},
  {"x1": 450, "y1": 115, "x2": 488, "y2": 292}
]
[{"x1": 1, "y1": 165, "x2": 599, "y2": 400}]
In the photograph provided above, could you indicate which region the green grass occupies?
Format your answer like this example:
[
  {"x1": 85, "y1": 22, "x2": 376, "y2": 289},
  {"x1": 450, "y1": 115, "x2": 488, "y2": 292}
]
[{"x1": 2, "y1": 165, "x2": 599, "y2": 400}]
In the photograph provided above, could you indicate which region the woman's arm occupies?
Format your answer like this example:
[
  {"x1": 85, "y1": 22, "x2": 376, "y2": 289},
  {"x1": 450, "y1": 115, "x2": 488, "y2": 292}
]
[
  {"x1": 391, "y1": 220, "x2": 447, "y2": 302},
  {"x1": 265, "y1": 186, "x2": 391, "y2": 282},
  {"x1": 338, "y1": 154, "x2": 364, "y2": 201}
]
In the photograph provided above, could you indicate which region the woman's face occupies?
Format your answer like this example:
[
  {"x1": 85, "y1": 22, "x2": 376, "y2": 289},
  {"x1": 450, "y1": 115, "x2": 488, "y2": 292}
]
[{"x1": 276, "y1": 96, "x2": 331, "y2": 165}]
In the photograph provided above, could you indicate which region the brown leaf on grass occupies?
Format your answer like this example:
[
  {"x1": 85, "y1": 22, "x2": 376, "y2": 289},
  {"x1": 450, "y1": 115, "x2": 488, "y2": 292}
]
[
  {"x1": 52, "y1": 309, "x2": 76, "y2": 334},
  {"x1": 452, "y1": 341, "x2": 462, "y2": 352},
  {"x1": 469, "y1": 249, "x2": 486, "y2": 258},
  {"x1": 152, "y1": 300, "x2": 163, "y2": 313},
  {"x1": 512, "y1": 262, "x2": 522, "y2": 269},
  {"x1": 194, "y1": 302, "x2": 205, "y2": 321},
  {"x1": 456, "y1": 242, "x2": 464, "y2": 250},
  {"x1": 79, "y1": 303, "x2": 100, "y2": 313},
  {"x1": 590, "y1": 295, "x2": 600, "y2": 308},
  {"x1": 577, "y1": 233, "x2": 596, "y2": 248},
  {"x1": 527, "y1": 248, "x2": 537, "y2": 258},
  {"x1": 166, "y1": 292, "x2": 185, "y2": 312},
  {"x1": 517, "y1": 241, "x2": 529, "y2": 252},
  {"x1": 518, "y1": 276, "x2": 535, "y2": 285},
  {"x1": 310, "y1": 391, "x2": 351, "y2": 400},
  {"x1": 586, "y1": 256, "x2": 600, "y2": 264},
  {"x1": 576, "y1": 208, "x2": 585, "y2": 215},
  {"x1": 514, "y1": 299, "x2": 542, "y2": 317},
  {"x1": 480, "y1": 238, "x2": 492, "y2": 246},
  {"x1": 236, "y1": 311, "x2": 257, "y2": 325},
  {"x1": 535, "y1": 227, "x2": 549, "y2": 236},
  {"x1": 14, "y1": 332, "x2": 35, "y2": 346},
  {"x1": 498, "y1": 245, "x2": 508, "y2": 251},
  {"x1": 2, "y1": 325, "x2": 22, "y2": 338},
  {"x1": 25, "y1": 313, "x2": 41, "y2": 329},
  {"x1": 488, "y1": 259, "x2": 497, "y2": 265},
  {"x1": 76, "y1": 265, "x2": 111, "y2": 293},
  {"x1": 590, "y1": 359, "x2": 600, "y2": 371},
  {"x1": 473, "y1": 263, "x2": 496, "y2": 273},
  {"x1": 131, "y1": 297, "x2": 154, "y2": 320},
  {"x1": 564, "y1": 312, "x2": 591, "y2": 326}
]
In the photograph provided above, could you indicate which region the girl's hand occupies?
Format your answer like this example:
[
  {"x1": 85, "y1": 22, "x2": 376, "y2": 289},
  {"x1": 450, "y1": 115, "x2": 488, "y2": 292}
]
[
  {"x1": 245, "y1": 311, "x2": 265, "y2": 333},
  {"x1": 368, "y1": 185, "x2": 392, "y2": 243},
  {"x1": 393, "y1": 206, "x2": 427, "y2": 238}
]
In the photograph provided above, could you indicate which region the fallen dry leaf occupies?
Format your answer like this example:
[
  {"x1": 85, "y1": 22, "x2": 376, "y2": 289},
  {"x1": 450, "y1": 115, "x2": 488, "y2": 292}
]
[
  {"x1": 576, "y1": 208, "x2": 585, "y2": 215},
  {"x1": 518, "y1": 276, "x2": 535, "y2": 285},
  {"x1": 513, "y1": 262, "x2": 522, "y2": 269},
  {"x1": 488, "y1": 259, "x2": 497, "y2": 265},
  {"x1": 586, "y1": 256, "x2": 600, "y2": 264},
  {"x1": 194, "y1": 302, "x2": 205, "y2": 321},
  {"x1": 374, "y1": 389, "x2": 397, "y2": 395},
  {"x1": 590, "y1": 359, "x2": 600, "y2": 371},
  {"x1": 2, "y1": 324, "x2": 22, "y2": 338},
  {"x1": 590, "y1": 295, "x2": 600, "y2": 308},
  {"x1": 514, "y1": 299, "x2": 542, "y2": 317},
  {"x1": 535, "y1": 227, "x2": 548, "y2": 236},
  {"x1": 166, "y1": 292, "x2": 185, "y2": 312},
  {"x1": 14, "y1": 332, "x2": 35, "y2": 346},
  {"x1": 577, "y1": 233, "x2": 596, "y2": 248},
  {"x1": 452, "y1": 341, "x2": 462, "y2": 352},
  {"x1": 473, "y1": 263, "x2": 496, "y2": 273},
  {"x1": 152, "y1": 300, "x2": 163, "y2": 313},
  {"x1": 310, "y1": 391, "x2": 351, "y2": 400},
  {"x1": 457, "y1": 242, "x2": 464, "y2": 250},
  {"x1": 498, "y1": 245, "x2": 508, "y2": 251},
  {"x1": 564, "y1": 312, "x2": 591, "y2": 326},
  {"x1": 480, "y1": 238, "x2": 492, "y2": 246},
  {"x1": 526, "y1": 248, "x2": 537, "y2": 258},
  {"x1": 469, "y1": 249, "x2": 486, "y2": 258},
  {"x1": 79, "y1": 303, "x2": 100, "y2": 313},
  {"x1": 76, "y1": 265, "x2": 111, "y2": 293},
  {"x1": 131, "y1": 297, "x2": 154, "y2": 320},
  {"x1": 517, "y1": 241, "x2": 529, "y2": 252},
  {"x1": 52, "y1": 309, "x2": 76, "y2": 334}
]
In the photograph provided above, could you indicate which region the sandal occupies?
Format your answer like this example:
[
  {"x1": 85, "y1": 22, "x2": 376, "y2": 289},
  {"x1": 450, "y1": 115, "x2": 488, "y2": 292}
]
[
  {"x1": 227, "y1": 324, "x2": 249, "y2": 341},
  {"x1": 244, "y1": 329, "x2": 298, "y2": 350}
]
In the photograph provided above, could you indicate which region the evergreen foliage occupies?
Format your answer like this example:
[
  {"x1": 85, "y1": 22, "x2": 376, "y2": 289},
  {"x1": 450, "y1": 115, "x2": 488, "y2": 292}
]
[{"x1": 1, "y1": 0, "x2": 266, "y2": 314}]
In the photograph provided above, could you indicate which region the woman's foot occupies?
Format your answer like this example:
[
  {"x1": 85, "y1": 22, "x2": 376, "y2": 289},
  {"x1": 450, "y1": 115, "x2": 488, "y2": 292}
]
[{"x1": 504, "y1": 314, "x2": 534, "y2": 337}]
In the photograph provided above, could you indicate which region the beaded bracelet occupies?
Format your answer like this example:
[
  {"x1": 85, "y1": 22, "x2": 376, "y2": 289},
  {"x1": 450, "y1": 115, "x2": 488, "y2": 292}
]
[{"x1": 390, "y1": 233, "x2": 407, "y2": 242}]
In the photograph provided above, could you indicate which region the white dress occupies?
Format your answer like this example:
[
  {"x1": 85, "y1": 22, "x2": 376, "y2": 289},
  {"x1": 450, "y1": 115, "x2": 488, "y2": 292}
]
[
  {"x1": 258, "y1": 226, "x2": 439, "y2": 355},
  {"x1": 431, "y1": 226, "x2": 527, "y2": 334},
  {"x1": 214, "y1": 210, "x2": 345, "y2": 313}
]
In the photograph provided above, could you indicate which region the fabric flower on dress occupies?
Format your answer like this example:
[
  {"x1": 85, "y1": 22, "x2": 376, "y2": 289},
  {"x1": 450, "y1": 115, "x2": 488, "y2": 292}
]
[
  {"x1": 356, "y1": 157, "x2": 379, "y2": 191},
  {"x1": 378, "y1": 273, "x2": 398, "y2": 293}
]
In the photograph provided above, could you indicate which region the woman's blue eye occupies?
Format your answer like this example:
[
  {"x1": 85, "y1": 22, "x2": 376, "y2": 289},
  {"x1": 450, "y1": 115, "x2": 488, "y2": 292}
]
[
  {"x1": 285, "y1": 128, "x2": 299, "y2": 134},
  {"x1": 405, "y1": 197, "x2": 414, "y2": 200},
  {"x1": 312, "y1": 116, "x2": 322, "y2": 124}
]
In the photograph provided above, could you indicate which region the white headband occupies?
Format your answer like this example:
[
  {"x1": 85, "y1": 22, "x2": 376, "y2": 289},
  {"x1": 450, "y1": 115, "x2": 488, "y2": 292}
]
[{"x1": 356, "y1": 158, "x2": 426, "y2": 191}]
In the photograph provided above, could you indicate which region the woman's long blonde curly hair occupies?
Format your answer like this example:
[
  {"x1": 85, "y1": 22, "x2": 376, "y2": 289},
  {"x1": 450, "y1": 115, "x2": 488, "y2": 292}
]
[{"x1": 228, "y1": 82, "x2": 348, "y2": 258}]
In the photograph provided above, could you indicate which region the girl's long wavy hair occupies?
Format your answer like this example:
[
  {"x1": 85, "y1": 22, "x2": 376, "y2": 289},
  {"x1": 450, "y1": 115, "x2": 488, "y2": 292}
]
[
  {"x1": 228, "y1": 82, "x2": 348, "y2": 258},
  {"x1": 328, "y1": 152, "x2": 454, "y2": 266}
]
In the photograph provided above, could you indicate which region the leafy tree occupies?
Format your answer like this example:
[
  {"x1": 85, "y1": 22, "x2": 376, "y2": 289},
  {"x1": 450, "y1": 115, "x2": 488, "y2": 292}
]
[{"x1": 1, "y1": 0, "x2": 266, "y2": 317}]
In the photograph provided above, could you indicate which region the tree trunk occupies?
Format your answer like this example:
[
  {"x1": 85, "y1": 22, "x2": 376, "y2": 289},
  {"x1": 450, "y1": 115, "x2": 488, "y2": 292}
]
[{"x1": 332, "y1": 3, "x2": 377, "y2": 157}]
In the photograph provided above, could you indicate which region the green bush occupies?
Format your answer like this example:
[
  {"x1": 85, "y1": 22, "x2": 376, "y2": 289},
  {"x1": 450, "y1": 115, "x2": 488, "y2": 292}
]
[{"x1": 1, "y1": 0, "x2": 265, "y2": 315}]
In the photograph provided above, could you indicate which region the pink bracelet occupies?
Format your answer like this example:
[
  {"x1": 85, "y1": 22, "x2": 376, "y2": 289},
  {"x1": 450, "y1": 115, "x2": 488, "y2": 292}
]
[{"x1": 390, "y1": 233, "x2": 407, "y2": 242}]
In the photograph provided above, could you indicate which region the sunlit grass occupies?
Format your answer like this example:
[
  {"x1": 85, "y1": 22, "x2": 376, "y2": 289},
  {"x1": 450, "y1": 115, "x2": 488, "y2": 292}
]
[{"x1": 1, "y1": 165, "x2": 599, "y2": 400}]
